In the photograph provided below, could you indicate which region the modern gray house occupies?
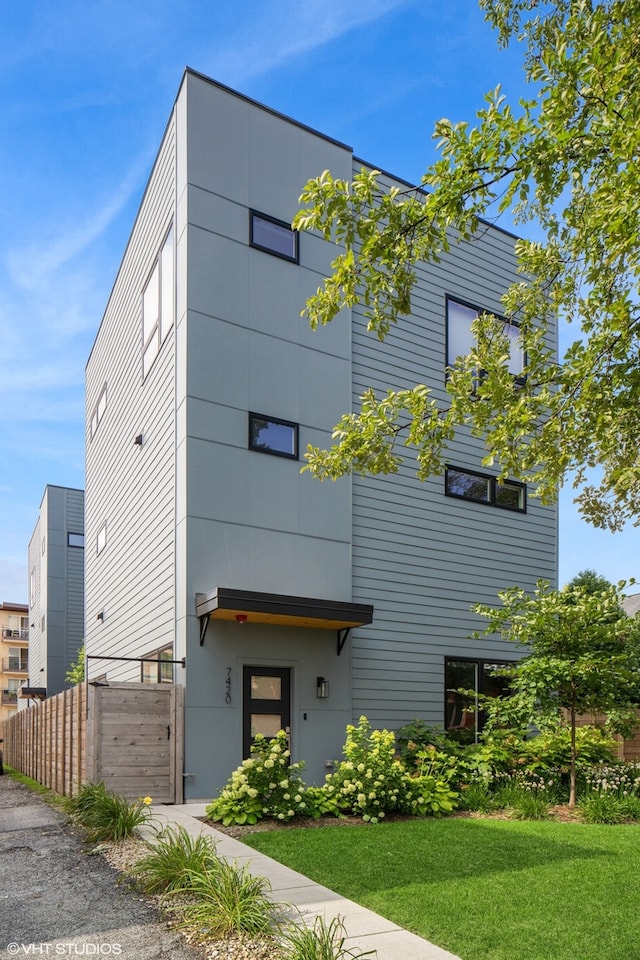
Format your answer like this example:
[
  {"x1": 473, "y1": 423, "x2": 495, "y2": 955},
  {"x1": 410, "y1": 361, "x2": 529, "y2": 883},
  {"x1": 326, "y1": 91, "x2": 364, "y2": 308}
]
[
  {"x1": 84, "y1": 68, "x2": 557, "y2": 799},
  {"x1": 27, "y1": 485, "x2": 85, "y2": 699}
]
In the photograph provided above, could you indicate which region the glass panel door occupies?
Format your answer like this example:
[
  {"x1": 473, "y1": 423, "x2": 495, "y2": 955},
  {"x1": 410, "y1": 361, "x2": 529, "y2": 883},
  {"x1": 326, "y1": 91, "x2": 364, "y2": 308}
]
[{"x1": 243, "y1": 666, "x2": 291, "y2": 758}]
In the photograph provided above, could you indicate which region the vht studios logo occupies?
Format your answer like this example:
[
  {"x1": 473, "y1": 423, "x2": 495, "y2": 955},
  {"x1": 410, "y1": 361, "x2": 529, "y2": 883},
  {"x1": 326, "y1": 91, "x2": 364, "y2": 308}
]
[{"x1": 7, "y1": 945, "x2": 122, "y2": 956}]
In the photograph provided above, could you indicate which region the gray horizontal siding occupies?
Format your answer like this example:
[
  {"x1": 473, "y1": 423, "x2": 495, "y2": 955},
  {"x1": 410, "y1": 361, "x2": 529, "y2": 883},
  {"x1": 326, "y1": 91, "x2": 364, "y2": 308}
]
[
  {"x1": 85, "y1": 115, "x2": 177, "y2": 682},
  {"x1": 349, "y1": 162, "x2": 557, "y2": 730}
]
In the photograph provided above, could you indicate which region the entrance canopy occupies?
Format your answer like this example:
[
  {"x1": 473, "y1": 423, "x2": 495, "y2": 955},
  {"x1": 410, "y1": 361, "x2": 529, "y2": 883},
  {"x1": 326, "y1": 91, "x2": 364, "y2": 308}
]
[{"x1": 196, "y1": 587, "x2": 373, "y2": 654}]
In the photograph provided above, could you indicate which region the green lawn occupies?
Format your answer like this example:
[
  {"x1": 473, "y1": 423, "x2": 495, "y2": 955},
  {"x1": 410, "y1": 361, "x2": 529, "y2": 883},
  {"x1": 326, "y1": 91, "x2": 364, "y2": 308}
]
[{"x1": 244, "y1": 818, "x2": 640, "y2": 960}]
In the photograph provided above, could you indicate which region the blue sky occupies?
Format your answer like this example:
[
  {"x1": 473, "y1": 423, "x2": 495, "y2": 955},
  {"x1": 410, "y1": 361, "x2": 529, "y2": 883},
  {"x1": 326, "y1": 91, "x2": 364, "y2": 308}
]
[{"x1": 1, "y1": 0, "x2": 638, "y2": 602}]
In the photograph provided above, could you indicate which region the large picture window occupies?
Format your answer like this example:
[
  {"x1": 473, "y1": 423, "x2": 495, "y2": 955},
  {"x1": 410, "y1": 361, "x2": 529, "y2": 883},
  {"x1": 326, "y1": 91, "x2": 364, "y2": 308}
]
[
  {"x1": 249, "y1": 413, "x2": 299, "y2": 459},
  {"x1": 445, "y1": 658, "x2": 511, "y2": 743},
  {"x1": 142, "y1": 224, "x2": 174, "y2": 378},
  {"x1": 445, "y1": 465, "x2": 526, "y2": 513},
  {"x1": 446, "y1": 297, "x2": 524, "y2": 379},
  {"x1": 249, "y1": 211, "x2": 298, "y2": 263}
]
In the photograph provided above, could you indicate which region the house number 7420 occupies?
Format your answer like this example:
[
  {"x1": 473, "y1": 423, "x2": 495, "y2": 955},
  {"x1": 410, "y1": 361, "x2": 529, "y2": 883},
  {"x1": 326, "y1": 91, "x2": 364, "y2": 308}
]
[{"x1": 225, "y1": 667, "x2": 232, "y2": 704}]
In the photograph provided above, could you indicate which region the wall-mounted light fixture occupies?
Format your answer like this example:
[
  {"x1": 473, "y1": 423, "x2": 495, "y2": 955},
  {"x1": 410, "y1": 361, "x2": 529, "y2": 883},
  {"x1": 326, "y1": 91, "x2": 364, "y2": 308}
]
[
  {"x1": 235, "y1": 614, "x2": 248, "y2": 624},
  {"x1": 316, "y1": 676, "x2": 330, "y2": 699},
  {"x1": 134, "y1": 434, "x2": 144, "y2": 446},
  {"x1": 96, "y1": 611, "x2": 105, "y2": 622}
]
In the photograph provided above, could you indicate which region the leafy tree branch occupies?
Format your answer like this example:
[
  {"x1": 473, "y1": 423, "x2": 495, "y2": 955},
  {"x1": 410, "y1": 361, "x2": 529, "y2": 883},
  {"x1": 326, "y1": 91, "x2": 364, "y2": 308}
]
[{"x1": 293, "y1": 0, "x2": 640, "y2": 530}]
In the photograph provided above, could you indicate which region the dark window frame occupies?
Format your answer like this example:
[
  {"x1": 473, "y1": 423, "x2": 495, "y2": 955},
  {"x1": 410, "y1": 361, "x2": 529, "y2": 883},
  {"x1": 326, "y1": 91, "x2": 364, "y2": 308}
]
[
  {"x1": 248, "y1": 412, "x2": 299, "y2": 460},
  {"x1": 141, "y1": 645, "x2": 174, "y2": 684},
  {"x1": 249, "y1": 210, "x2": 299, "y2": 263},
  {"x1": 445, "y1": 656, "x2": 512, "y2": 741},
  {"x1": 445, "y1": 295, "x2": 526, "y2": 385},
  {"x1": 67, "y1": 533, "x2": 85, "y2": 549},
  {"x1": 445, "y1": 464, "x2": 526, "y2": 513}
]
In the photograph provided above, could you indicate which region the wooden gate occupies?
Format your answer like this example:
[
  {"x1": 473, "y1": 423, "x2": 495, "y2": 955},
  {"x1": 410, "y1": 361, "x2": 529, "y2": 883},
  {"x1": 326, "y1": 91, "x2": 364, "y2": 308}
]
[{"x1": 86, "y1": 682, "x2": 184, "y2": 803}]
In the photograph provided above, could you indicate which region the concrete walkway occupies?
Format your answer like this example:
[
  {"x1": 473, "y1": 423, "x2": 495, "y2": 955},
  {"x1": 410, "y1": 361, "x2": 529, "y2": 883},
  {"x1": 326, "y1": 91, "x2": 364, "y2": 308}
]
[{"x1": 149, "y1": 803, "x2": 462, "y2": 960}]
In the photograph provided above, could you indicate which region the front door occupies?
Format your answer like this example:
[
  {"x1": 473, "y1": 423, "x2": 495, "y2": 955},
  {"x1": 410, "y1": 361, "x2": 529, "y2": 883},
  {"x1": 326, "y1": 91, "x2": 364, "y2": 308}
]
[{"x1": 243, "y1": 666, "x2": 291, "y2": 757}]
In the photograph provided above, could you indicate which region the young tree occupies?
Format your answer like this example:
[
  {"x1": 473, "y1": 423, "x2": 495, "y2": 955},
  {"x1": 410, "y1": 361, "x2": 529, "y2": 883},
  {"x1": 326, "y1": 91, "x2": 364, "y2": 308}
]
[
  {"x1": 474, "y1": 581, "x2": 640, "y2": 806},
  {"x1": 294, "y1": 0, "x2": 640, "y2": 530},
  {"x1": 65, "y1": 643, "x2": 85, "y2": 685}
]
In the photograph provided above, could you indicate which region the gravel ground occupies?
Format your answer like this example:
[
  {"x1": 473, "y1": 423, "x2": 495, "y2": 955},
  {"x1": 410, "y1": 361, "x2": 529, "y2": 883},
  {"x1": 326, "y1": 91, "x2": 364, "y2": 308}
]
[{"x1": 0, "y1": 775, "x2": 280, "y2": 960}]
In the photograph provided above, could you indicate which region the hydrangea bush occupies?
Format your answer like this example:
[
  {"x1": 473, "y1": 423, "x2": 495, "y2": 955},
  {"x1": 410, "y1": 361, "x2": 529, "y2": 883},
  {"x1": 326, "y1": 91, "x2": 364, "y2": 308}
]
[
  {"x1": 324, "y1": 716, "x2": 408, "y2": 822},
  {"x1": 326, "y1": 717, "x2": 459, "y2": 822},
  {"x1": 205, "y1": 731, "x2": 307, "y2": 826}
]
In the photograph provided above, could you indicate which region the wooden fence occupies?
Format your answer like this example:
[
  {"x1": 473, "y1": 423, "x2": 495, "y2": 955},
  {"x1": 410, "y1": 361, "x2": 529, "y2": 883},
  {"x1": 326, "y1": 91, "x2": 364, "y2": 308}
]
[
  {"x1": 1, "y1": 683, "x2": 86, "y2": 796},
  {"x1": 1, "y1": 681, "x2": 184, "y2": 803},
  {"x1": 86, "y1": 682, "x2": 183, "y2": 803}
]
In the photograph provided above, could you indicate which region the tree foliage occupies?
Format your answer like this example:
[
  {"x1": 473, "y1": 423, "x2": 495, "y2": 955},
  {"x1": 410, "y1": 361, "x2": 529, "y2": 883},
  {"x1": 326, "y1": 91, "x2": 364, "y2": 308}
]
[
  {"x1": 65, "y1": 643, "x2": 85, "y2": 685},
  {"x1": 566, "y1": 568, "x2": 614, "y2": 594},
  {"x1": 293, "y1": 0, "x2": 640, "y2": 530},
  {"x1": 474, "y1": 580, "x2": 640, "y2": 805}
]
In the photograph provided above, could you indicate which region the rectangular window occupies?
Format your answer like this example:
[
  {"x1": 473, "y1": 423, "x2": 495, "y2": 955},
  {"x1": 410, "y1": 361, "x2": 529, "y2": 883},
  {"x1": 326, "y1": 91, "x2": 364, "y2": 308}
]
[
  {"x1": 445, "y1": 658, "x2": 511, "y2": 743},
  {"x1": 249, "y1": 412, "x2": 299, "y2": 459},
  {"x1": 143, "y1": 224, "x2": 174, "y2": 378},
  {"x1": 446, "y1": 297, "x2": 524, "y2": 379},
  {"x1": 6, "y1": 647, "x2": 28, "y2": 671},
  {"x1": 68, "y1": 533, "x2": 85, "y2": 548},
  {"x1": 250, "y1": 211, "x2": 298, "y2": 263},
  {"x1": 445, "y1": 465, "x2": 526, "y2": 512},
  {"x1": 96, "y1": 522, "x2": 107, "y2": 555},
  {"x1": 141, "y1": 645, "x2": 174, "y2": 684},
  {"x1": 90, "y1": 384, "x2": 107, "y2": 439}
]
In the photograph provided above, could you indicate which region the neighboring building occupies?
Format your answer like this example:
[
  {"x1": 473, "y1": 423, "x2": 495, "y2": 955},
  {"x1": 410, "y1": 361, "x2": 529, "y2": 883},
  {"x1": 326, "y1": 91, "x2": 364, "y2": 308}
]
[
  {"x1": 27, "y1": 486, "x2": 85, "y2": 699},
  {"x1": 622, "y1": 593, "x2": 640, "y2": 618},
  {"x1": 85, "y1": 69, "x2": 557, "y2": 799},
  {"x1": 0, "y1": 602, "x2": 29, "y2": 721}
]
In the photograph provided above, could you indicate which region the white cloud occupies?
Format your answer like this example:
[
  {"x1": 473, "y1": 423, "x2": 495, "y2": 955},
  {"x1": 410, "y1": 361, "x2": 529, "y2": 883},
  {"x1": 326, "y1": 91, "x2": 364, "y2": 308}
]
[
  {"x1": 5, "y1": 154, "x2": 150, "y2": 292},
  {"x1": 207, "y1": 0, "x2": 412, "y2": 85}
]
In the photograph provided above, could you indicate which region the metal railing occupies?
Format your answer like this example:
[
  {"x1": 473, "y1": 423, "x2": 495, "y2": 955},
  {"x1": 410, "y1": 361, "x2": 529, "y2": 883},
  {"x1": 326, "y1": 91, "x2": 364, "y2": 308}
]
[
  {"x1": 1, "y1": 690, "x2": 18, "y2": 705},
  {"x1": 2, "y1": 628, "x2": 29, "y2": 641}
]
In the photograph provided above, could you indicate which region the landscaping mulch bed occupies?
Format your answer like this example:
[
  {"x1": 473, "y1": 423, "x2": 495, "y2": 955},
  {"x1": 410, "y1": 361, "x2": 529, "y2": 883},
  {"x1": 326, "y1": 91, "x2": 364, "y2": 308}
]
[{"x1": 98, "y1": 835, "x2": 280, "y2": 960}]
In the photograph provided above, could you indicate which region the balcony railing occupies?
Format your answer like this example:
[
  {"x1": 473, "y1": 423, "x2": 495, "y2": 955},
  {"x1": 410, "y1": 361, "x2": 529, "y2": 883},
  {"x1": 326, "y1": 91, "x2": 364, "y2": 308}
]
[
  {"x1": 2, "y1": 657, "x2": 28, "y2": 673},
  {"x1": 2, "y1": 627, "x2": 29, "y2": 641},
  {"x1": 1, "y1": 690, "x2": 18, "y2": 705}
]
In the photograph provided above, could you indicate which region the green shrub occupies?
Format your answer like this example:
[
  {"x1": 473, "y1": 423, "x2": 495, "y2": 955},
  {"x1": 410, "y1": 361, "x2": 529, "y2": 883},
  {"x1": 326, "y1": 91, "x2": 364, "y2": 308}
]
[
  {"x1": 619, "y1": 795, "x2": 640, "y2": 821},
  {"x1": 395, "y1": 719, "x2": 454, "y2": 768},
  {"x1": 171, "y1": 859, "x2": 278, "y2": 939},
  {"x1": 458, "y1": 782, "x2": 497, "y2": 813},
  {"x1": 65, "y1": 781, "x2": 109, "y2": 817},
  {"x1": 325, "y1": 717, "x2": 410, "y2": 823},
  {"x1": 510, "y1": 793, "x2": 550, "y2": 821},
  {"x1": 519, "y1": 726, "x2": 618, "y2": 774},
  {"x1": 206, "y1": 730, "x2": 307, "y2": 826},
  {"x1": 279, "y1": 914, "x2": 375, "y2": 960},
  {"x1": 303, "y1": 785, "x2": 344, "y2": 819},
  {"x1": 578, "y1": 793, "x2": 625, "y2": 824},
  {"x1": 132, "y1": 825, "x2": 219, "y2": 893},
  {"x1": 67, "y1": 782, "x2": 153, "y2": 842},
  {"x1": 402, "y1": 773, "x2": 459, "y2": 816}
]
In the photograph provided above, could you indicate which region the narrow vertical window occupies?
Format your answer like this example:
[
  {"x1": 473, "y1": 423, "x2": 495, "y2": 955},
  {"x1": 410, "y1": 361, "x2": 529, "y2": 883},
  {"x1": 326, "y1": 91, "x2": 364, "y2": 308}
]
[
  {"x1": 143, "y1": 225, "x2": 174, "y2": 378},
  {"x1": 90, "y1": 384, "x2": 107, "y2": 439},
  {"x1": 96, "y1": 522, "x2": 107, "y2": 555}
]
